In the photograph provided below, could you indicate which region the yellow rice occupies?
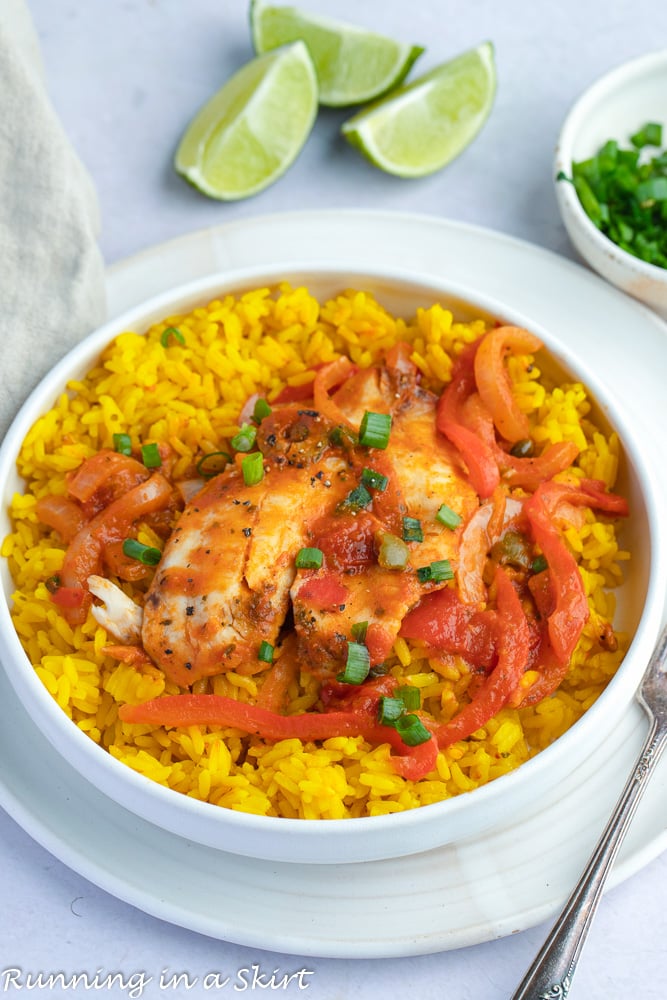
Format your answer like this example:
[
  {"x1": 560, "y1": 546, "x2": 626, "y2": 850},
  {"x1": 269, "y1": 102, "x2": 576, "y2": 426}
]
[{"x1": 2, "y1": 284, "x2": 629, "y2": 819}]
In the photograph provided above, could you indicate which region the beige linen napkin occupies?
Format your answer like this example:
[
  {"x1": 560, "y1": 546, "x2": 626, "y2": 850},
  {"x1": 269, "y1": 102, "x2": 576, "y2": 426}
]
[{"x1": 0, "y1": 0, "x2": 106, "y2": 441}]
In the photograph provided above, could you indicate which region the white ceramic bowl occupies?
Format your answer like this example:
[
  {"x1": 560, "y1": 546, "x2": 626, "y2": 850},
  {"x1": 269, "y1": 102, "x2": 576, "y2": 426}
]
[
  {"x1": 554, "y1": 49, "x2": 667, "y2": 317},
  {"x1": 0, "y1": 265, "x2": 664, "y2": 864}
]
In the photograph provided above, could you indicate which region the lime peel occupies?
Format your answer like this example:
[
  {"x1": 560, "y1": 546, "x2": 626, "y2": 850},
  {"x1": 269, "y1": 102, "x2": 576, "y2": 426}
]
[
  {"x1": 250, "y1": 0, "x2": 424, "y2": 107},
  {"x1": 341, "y1": 42, "x2": 497, "y2": 178},
  {"x1": 175, "y1": 40, "x2": 318, "y2": 201}
]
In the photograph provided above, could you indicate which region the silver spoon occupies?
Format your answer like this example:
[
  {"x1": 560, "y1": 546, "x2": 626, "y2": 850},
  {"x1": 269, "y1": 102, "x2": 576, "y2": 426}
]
[{"x1": 510, "y1": 622, "x2": 667, "y2": 1000}]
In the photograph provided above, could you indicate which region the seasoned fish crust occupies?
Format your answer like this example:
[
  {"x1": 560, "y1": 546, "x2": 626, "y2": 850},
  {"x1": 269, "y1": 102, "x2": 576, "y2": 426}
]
[{"x1": 142, "y1": 409, "x2": 351, "y2": 685}]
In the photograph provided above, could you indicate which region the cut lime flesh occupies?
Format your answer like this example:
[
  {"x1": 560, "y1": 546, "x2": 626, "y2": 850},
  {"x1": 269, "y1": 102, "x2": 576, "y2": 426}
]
[
  {"x1": 341, "y1": 42, "x2": 496, "y2": 177},
  {"x1": 250, "y1": 0, "x2": 424, "y2": 107},
  {"x1": 175, "y1": 41, "x2": 318, "y2": 201}
]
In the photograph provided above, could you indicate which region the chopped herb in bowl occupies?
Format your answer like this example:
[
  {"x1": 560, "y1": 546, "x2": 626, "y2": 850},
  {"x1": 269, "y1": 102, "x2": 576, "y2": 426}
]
[{"x1": 558, "y1": 122, "x2": 667, "y2": 269}]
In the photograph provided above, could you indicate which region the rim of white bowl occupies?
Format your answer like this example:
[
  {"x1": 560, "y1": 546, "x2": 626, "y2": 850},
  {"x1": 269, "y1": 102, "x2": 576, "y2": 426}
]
[
  {"x1": 554, "y1": 47, "x2": 667, "y2": 282},
  {"x1": 1, "y1": 262, "x2": 665, "y2": 863}
]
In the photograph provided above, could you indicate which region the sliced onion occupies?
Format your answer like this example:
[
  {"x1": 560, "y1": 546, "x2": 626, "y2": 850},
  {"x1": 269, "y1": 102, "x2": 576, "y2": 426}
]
[
  {"x1": 457, "y1": 496, "x2": 524, "y2": 604},
  {"x1": 474, "y1": 326, "x2": 541, "y2": 443}
]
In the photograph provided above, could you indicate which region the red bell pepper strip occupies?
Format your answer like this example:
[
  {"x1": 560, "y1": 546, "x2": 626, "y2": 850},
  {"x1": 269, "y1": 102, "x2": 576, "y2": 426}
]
[
  {"x1": 516, "y1": 641, "x2": 569, "y2": 708},
  {"x1": 438, "y1": 331, "x2": 582, "y2": 496},
  {"x1": 119, "y1": 690, "x2": 439, "y2": 781},
  {"x1": 578, "y1": 479, "x2": 629, "y2": 516},
  {"x1": 523, "y1": 487, "x2": 589, "y2": 664},
  {"x1": 120, "y1": 694, "x2": 371, "y2": 737},
  {"x1": 499, "y1": 441, "x2": 581, "y2": 490},
  {"x1": 319, "y1": 674, "x2": 397, "y2": 712},
  {"x1": 270, "y1": 364, "x2": 328, "y2": 404},
  {"x1": 439, "y1": 423, "x2": 500, "y2": 499},
  {"x1": 459, "y1": 388, "x2": 580, "y2": 490},
  {"x1": 399, "y1": 586, "x2": 497, "y2": 668},
  {"x1": 436, "y1": 340, "x2": 500, "y2": 498},
  {"x1": 272, "y1": 382, "x2": 316, "y2": 404},
  {"x1": 473, "y1": 326, "x2": 542, "y2": 443},
  {"x1": 539, "y1": 479, "x2": 630, "y2": 519},
  {"x1": 366, "y1": 723, "x2": 439, "y2": 781},
  {"x1": 434, "y1": 567, "x2": 530, "y2": 747},
  {"x1": 520, "y1": 478, "x2": 628, "y2": 673}
]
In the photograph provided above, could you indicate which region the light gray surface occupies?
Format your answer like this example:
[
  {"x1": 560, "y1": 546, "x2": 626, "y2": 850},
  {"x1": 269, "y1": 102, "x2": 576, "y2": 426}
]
[{"x1": 2, "y1": 1, "x2": 666, "y2": 997}]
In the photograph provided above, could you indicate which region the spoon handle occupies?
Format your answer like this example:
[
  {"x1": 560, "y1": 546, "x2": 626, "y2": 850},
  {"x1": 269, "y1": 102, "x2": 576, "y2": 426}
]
[{"x1": 510, "y1": 716, "x2": 667, "y2": 999}]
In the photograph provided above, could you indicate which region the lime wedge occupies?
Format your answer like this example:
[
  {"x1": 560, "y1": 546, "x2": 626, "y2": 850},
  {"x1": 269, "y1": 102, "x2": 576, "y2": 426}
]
[
  {"x1": 174, "y1": 41, "x2": 318, "y2": 201},
  {"x1": 250, "y1": 0, "x2": 424, "y2": 108},
  {"x1": 341, "y1": 42, "x2": 496, "y2": 177}
]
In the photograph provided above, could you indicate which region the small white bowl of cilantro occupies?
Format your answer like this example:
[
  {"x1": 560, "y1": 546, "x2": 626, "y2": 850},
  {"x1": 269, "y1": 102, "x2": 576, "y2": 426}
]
[{"x1": 555, "y1": 49, "x2": 667, "y2": 317}]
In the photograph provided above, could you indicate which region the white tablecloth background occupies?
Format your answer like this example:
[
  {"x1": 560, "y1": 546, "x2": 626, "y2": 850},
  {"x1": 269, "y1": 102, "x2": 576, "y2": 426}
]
[{"x1": 2, "y1": 1, "x2": 666, "y2": 997}]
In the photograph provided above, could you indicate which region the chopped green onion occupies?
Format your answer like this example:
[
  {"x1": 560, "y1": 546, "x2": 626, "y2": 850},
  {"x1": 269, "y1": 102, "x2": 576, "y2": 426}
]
[
  {"x1": 160, "y1": 326, "x2": 185, "y2": 347},
  {"x1": 559, "y1": 122, "x2": 667, "y2": 269},
  {"x1": 636, "y1": 177, "x2": 667, "y2": 203},
  {"x1": 396, "y1": 685, "x2": 420, "y2": 711},
  {"x1": 359, "y1": 411, "x2": 392, "y2": 449},
  {"x1": 402, "y1": 516, "x2": 423, "y2": 543},
  {"x1": 573, "y1": 174, "x2": 603, "y2": 226},
  {"x1": 196, "y1": 451, "x2": 231, "y2": 478},
  {"x1": 351, "y1": 620, "x2": 369, "y2": 642},
  {"x1": 337, "y1": 642, "x2": 371, "y2": 685},
  {"x1": 394, "y1": 714, "x2": 431, "y2": 747},
  {"x1": 361, "y1": 467, "x2": 389, "y2": 492},
  {"x1": 231, "y1": 424, "x2": 257, "y2": 452},
  {"x1": 257, "y1": 640, "x2": 274, "y2": 663},
  {"x1": 253, "y1": 397, "x2": 272, "y2": 423},
  {"x1": 141, "y1": 443, "x2": 162, "y2": 468},
  {"x1": 532, "y1": 554, "x2": 548, "y2": 574},
  {"x1": 241, "y1": 452, "x2": 264, "y2": 486},
  {"x1": 112, "y1": 433, "x2": 132, "y2": 456},
  {"x1": 377, "y1": 696, "x2": 405, "y2": 725},
  {"x1": 337, "y1": 484, "x2": 372, "y2": 513},
  {"x1": 377, "y1": 532, "x2": 409, "y2": 570},
  {"x1": 295, "y1": 547, "x2": 323, "y2": 570},
  {"x1": 631, "y1": 122, "x2": 662, "y2": 148},
  {"x1": 491, "y1": 530, "x2": 532, "y2": 570},
  {"x1": 417, "y1": 559, "x2": 454, "y2": 584},
  {"x1": 329, "y1": 425, "x2": 358, "y2": 448},
  {"x1": 436, "y1": 504, "x2": 462, "y2": 530},
  {"x1": 122, "y1": 538, "x2": 162, "y2": 566}
]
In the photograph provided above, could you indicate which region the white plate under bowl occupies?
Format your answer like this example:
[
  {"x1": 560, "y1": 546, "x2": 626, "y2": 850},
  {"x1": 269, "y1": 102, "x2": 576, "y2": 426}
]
[{"x1": 1, "y1": 211, "x2": 666, "y2": 955}]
